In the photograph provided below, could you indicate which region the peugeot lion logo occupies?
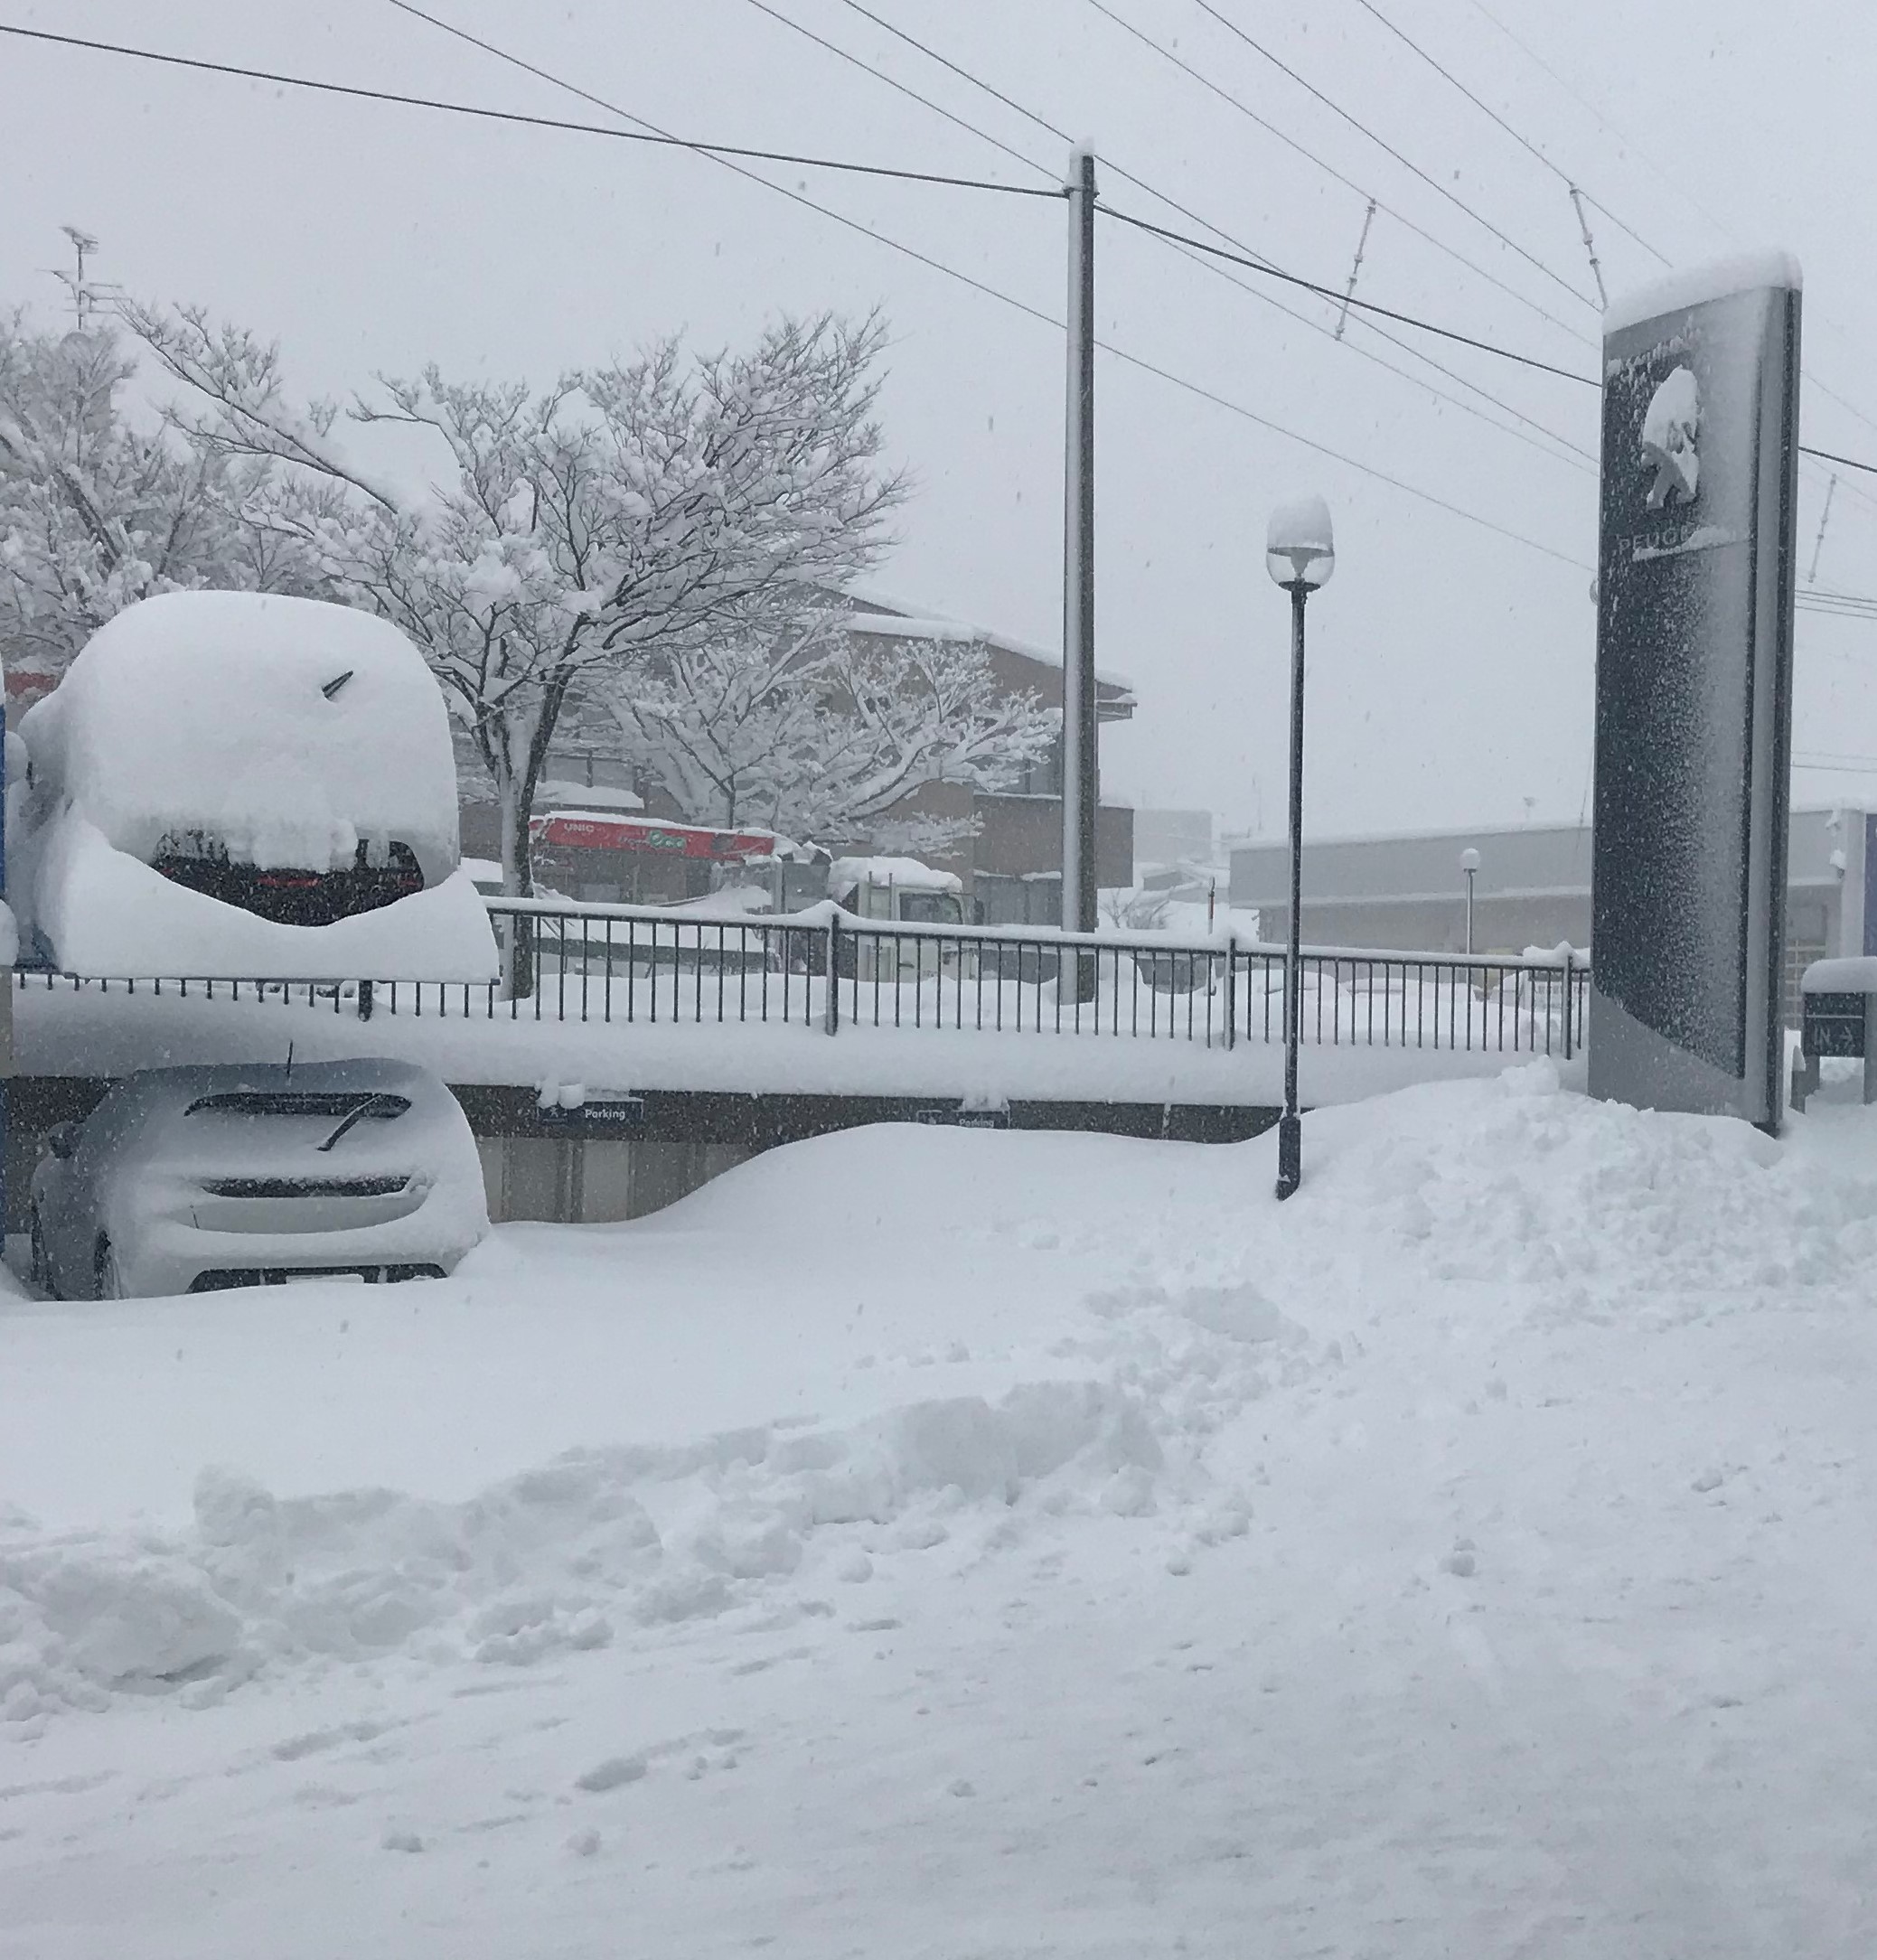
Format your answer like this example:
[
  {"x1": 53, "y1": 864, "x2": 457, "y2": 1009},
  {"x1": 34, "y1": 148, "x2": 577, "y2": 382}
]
[{"x1": 1640, "y1": 365, "x2": 1701, "y2": 510}]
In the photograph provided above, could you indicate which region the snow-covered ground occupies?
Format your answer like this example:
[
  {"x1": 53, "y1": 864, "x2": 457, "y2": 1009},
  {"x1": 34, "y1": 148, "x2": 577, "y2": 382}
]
[{"x1": 4, "y1": 1064, "x2": 1877, "y2": 1955}]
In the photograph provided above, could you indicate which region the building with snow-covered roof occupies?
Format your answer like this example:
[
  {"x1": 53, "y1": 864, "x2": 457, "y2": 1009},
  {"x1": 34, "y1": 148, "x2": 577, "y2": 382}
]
[
  {"x1": 840, "y1": 591, "x2": 1136, "y2": 924},
  {"x1": 464, "y1": 590, "x2": 1140, "y2": 914}
]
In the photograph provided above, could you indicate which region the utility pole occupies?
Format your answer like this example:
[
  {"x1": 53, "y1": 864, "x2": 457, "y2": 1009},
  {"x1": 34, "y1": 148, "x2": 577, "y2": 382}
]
[
  {"x1": 1061, "y1": 146, "x2": 1099, "y2": 980},
  {"x1": 55, "y1": 225, "x2": 101, "y2": 333}
]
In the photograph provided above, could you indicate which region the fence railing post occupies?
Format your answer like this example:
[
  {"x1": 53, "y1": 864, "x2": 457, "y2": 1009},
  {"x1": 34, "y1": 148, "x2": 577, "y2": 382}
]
[
  {"x1": 1561, "y1": 949, "x2": 1574, "y2": 1061},
  {"x1": 1221, "y1": 933, "x2": 1236, "y2": 1050},
  {"x1": 824, "y1": 911, "x2": 840, "y2": 1036},
  {"x1": 357, "y1": 978, "x2": 374, "y2": 1023}
]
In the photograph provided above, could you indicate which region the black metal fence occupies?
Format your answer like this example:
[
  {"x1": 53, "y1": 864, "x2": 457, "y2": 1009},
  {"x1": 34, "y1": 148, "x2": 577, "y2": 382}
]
[{"x1": 14, "y1": 897, "x2": 1590, "y2": 1059}]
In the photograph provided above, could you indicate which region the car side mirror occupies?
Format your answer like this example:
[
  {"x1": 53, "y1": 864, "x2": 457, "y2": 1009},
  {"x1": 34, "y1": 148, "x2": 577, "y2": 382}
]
[{"x1": 44, "y1": 1121, "x2": 79, "y2": 1161}]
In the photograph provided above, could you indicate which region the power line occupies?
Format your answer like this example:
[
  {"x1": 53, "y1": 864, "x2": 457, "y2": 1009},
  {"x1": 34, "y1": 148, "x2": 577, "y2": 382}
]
[
  {"x1": 1185, "y1": 0, "x2": 1598, "y2": 312},
  {"x1": 17, "y1": 6, "x2": 1862, "y2": 542},
  {"x1": 372, "y1": 0, "x2": 1075, "y2": 329},
  {"x1": 735, "y1": 0, "x2": 1056, "y2": 189},
  {"x1": 1087, "y1": 338, "x2": 1590, "y2": 568},
  {"x1": 1794, "y1": 445, "x2": 1877, "y2": 483},
  {"x1": 389, "y1": 0, "x2": 1589, "y2": 568},
  {"x1": 1100, "y1": 206, "x2": 1592, "y2": 384},
  {"x1": 827, "y1": 0, "x2": 1595, "y2": 466},
  {"x1": 1464, "y1": 0, "x2": 1877, "y2": 461},
  {"x1": 1464, "y1": 0, "x2": 1737, "y2": 250},
  {"x1": 1077, "y1": 0, "x2": 1592, "y2": 346},
  {"x1": 1120, "y1": 230, "x2": 1596, "y2": 475},
  {"x1": 0, "y1": 19, "x2": 1064, "y2": 200},
  {"x1": 1347, "y1": 0, "x2": 1671, "y2": 268},
  {"x1": 803, "y1": 0, "x2": 1596, "y2": 470},
  {"x1": 1075, "y1": 211, "x2": 1877, "y2": 483}
]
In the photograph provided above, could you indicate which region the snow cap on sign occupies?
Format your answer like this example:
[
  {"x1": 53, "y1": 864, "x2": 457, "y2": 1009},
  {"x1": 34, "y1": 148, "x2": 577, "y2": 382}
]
[
  {"x1": 22, "y1": 592, "x2": 463, "y2": 882},
  {"x1": 1603, "y1": 249, "x2": 1802, "y2": 336}
]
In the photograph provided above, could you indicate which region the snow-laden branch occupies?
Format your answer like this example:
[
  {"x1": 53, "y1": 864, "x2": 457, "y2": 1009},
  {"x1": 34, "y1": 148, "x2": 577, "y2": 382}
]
[
  {"x1": 116, "y1": 301, "x2": 907, "y2": 908},
  {"x1": 585, "y1": 605, "x2": 1058, "y2": 849},
  {"x1": 0, "y1": 313, "x2": 327, "y2": 679}
]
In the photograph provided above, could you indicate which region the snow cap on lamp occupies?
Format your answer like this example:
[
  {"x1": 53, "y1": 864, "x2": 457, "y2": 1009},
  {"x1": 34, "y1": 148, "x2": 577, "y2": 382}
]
[{"x1": 1266, "y1": 494, "x2": 1335, "y2": 589}]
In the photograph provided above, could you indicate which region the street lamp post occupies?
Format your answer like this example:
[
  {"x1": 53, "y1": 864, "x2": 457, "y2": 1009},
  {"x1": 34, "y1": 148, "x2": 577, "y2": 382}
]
[
  {"x1": 1265, "y1": 495, "x2": 1335, "y2": 1202},
  {"x1": 1460, "y1": 847, "x2": 1480, "y2": 955}
]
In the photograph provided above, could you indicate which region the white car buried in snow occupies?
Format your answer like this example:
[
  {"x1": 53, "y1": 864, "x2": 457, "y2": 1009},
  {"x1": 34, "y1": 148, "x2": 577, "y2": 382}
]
[
  {"x1": 28, "y1": 1058, "x2": 490, "y2": 1299},
  {"x1": 12, "y1": 591, "x2": 497, "y2": 980}
]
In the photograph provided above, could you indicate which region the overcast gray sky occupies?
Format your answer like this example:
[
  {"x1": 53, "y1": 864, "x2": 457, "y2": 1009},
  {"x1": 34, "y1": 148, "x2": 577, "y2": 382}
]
[{"x1": 5, "y1": 0, "x2": 1877, "y2": 839}]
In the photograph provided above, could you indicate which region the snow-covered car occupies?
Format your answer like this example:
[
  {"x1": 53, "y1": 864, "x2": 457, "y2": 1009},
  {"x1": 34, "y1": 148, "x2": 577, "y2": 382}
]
[
  {"x1": 28, "y1": 1058, "x2": 489, "y2": 1299},
  {"x1": 12, "y1": 591, "x2": 497, "y2": 980}
]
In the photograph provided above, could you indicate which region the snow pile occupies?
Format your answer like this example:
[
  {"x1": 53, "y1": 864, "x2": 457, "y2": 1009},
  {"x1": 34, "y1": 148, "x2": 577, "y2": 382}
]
[
  {"x1": 0, "y1": 1376, "x2": 1187, "y2": 1722},
  {"x1": 1290, "y1": 1059, "x2": 1877, "y2": 1318},
  {"x1": 21, "y1": 593, "x2": 462, "y2": 879}
]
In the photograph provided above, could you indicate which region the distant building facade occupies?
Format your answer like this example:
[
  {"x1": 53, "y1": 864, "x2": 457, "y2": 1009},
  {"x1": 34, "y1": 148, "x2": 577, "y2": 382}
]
[
  {"x1": 1229, "y1": 807, "x2": 1872, "y2": 1025},
  {"x1": 1134, "y1": 809, "x2": 1215, "y2": 873},
  {"x1": 840, "y1": 595, "x2": 1135, "y2": 924}
]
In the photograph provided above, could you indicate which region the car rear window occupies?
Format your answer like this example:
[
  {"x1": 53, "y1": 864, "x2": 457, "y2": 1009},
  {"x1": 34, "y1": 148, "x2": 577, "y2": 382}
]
[{"x1": 183, "y1": 1092, "x2": 413, "y2": 1119}]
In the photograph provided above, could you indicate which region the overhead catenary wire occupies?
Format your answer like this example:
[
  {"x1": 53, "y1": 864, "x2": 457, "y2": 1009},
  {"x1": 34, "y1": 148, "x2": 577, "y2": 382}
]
[
  {"x1": 821, "y1": 0, "x2": 1595, "y2": 467},
  {"x1": 380, "y1": 0, "x2": 1877, "y2": 489},
  {"x1": 1464, "y1": 0, "x2": 1877, "y2": 464},
  {"x1": 734, "y1": 0, "x2": 1056, "y2": 189},
  {"x1": 385, "y1": 0, "x2": 1591, "y2": 568},
  {"x1": 0, "y1": 19, "x2": 1065, "y2": 200},
  {"x1": 1077, "y1": 0, "x2": 1593, "y2": 346},
  {"x1": 1185, "y1": 0, "x2": 1598, "y2": 311},
  {"x1": 12, "y1": 8, "x2": 1875, "y2": 537},
  {"x1": 1347, "y1": 0, "x2": 1671, "y2": 268},
  {"x1": 1464, "y1": 0, "x2": 1735, "y2": 253},
  {"x1": 1084, "y1": 210, "x2": 1877, "y2": 482},
  {"x1": 793, "y1": 0, "x2": 1598, "y2": 470},
  {"x1": 1099, "y1": 206, "x2": 1593, "y2": 384}
]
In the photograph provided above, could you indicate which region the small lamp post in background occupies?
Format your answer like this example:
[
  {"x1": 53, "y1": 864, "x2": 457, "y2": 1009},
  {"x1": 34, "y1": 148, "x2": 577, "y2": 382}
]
[
  {"x1": 1265, "y1": 494, "x2": 1335, "y2": 1202},
  {"x1": 1460, "y1": 846, "x2": 1481, "y2": 955}
]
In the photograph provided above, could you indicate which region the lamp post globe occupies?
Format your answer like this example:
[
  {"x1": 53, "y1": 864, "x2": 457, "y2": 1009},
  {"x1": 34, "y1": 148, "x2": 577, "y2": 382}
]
[
  {"x1": 1267, "y1": 495, "x2": 1333, "y2": 1203},
  {"x1": 1266, "y1": 494, "x2": 1336, "y2": 592}
]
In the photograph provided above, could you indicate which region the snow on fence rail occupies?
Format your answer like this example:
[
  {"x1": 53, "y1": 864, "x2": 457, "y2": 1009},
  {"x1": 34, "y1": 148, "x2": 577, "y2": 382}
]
[{"x1": 10, "y1": 899, "x2": 1588, "y2": 1060}]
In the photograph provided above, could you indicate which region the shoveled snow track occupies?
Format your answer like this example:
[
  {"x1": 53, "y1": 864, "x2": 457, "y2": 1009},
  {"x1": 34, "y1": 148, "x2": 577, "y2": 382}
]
[{"x1": 4, "y1": 1063, "x2": 1877, "y2": 1956}]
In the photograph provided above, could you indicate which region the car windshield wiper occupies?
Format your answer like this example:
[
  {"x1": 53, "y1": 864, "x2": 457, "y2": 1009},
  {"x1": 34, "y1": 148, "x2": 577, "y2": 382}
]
[{"x1": 316, "y1": 1093, "x2": 408, "y2": 1153}]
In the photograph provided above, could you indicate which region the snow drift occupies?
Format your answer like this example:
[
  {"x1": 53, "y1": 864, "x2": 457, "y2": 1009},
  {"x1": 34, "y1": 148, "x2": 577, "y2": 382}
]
[
  {"x1": 0, "y1": 1378, "x2": 1175, "y2": 1721},
  {"x1": 6, "y1": 1060, "x2": 1877, "y2": 1730}
]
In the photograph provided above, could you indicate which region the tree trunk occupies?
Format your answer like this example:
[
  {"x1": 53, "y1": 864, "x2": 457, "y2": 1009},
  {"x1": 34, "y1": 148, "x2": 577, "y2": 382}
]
[{"x1": 497, "y1": 767, "x2": 537, "y2": 999}]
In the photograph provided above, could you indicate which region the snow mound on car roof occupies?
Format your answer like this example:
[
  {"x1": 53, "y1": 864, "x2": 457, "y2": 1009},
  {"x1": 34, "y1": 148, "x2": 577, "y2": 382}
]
[{"x1": 21, "y1": 593, "x2": 461, "y2": 880}]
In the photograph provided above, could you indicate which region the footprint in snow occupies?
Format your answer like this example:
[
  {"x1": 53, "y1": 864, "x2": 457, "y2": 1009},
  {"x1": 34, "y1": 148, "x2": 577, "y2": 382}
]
[{"x1": 575, "y1": 1755, "x2": 647, "y2": 1794}]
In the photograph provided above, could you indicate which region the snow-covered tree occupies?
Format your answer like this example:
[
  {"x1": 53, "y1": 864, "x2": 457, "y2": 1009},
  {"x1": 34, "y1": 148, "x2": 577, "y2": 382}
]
[
  {"x1": 587, "y1": 598, "x2": 1057, "y2": 850},
  {"x1": 0, "y1": 314, "x2": 317, "y2": 684},
  {"x1": 123, "y1": 305, "x2": 907, "y2": 898}
]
